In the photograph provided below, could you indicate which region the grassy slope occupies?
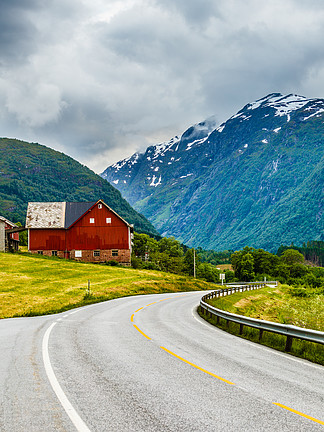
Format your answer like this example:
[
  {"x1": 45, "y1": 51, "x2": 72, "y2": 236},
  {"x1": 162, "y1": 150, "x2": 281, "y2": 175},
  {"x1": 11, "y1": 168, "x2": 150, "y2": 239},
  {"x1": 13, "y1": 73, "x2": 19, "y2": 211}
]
[
  {"x1": 203, "y1": 285, "x2": 324, "y2": 365},
  {"x1": 0, "y1": 252, "x2": 216, "y2": 319},
  {"x1": 206, "y1": 285, "x2": 324, "y2": 331}
]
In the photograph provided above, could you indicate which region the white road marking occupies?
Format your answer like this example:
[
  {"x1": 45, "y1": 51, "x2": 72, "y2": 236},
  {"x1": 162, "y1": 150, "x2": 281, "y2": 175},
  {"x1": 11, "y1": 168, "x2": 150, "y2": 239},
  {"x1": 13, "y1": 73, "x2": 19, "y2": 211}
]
[{"x1": 42, "y1": 322, "x2": 92, "y2": 432}]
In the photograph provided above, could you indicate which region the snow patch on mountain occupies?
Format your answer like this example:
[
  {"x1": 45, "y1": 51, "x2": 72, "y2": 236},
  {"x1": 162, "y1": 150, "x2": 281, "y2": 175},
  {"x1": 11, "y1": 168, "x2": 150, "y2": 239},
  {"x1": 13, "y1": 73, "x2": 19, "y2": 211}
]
[
  {"x1": 303, "y1": 108, "x2": 324, "y2": 120},
  {"x1": 151, "y1": 137, "x2": 179, "y2": 159},
  {"x1": 185, "y1": 138, "x2": 206, "y2": 151},
  {"x1": 150, "y1": 175, "x2": 162, "y2": 187},
  {"x1": 216, "y1": 124, "x2": 225, "y2": 133}
]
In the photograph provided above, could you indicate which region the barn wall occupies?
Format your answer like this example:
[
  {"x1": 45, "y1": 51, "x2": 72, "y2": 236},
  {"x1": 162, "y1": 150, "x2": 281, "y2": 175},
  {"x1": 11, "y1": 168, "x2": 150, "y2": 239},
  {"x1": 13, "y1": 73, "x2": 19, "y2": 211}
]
[
  {"x1": 67, "y1": 204, "x2": 129, "y2": 250},
  {"x1": 29, "y1": 229, "x2": 67, "y2": 251}
]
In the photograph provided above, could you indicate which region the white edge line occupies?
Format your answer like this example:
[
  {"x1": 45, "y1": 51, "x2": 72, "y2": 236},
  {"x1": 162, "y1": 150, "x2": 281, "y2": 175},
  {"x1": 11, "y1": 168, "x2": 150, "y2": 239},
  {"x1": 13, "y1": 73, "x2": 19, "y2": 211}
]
[{"x1": 42, "y1": 322, "x2": 92, "y2": 432}]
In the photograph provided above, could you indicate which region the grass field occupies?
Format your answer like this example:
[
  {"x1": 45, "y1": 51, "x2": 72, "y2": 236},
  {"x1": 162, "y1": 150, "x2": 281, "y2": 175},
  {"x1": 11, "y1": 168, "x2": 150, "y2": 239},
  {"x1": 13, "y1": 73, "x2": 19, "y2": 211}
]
[
  {"x1": 203, "y1": 284, "x2": 324, "y2": 365},
  {"x1": 0, "y1": 252, "x2": 217, "y2": 319}
]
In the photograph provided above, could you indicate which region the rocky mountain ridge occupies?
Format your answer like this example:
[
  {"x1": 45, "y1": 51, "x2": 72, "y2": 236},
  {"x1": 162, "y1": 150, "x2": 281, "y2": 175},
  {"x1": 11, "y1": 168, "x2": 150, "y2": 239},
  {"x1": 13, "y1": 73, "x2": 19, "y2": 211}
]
[{"x1": 101, "y1": 93, "x2": 324, "y2": 251}]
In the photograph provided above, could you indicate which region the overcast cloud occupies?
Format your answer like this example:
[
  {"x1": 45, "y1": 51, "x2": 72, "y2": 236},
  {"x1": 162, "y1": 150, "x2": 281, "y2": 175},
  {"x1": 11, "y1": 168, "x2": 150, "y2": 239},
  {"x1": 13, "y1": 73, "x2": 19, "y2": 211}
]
[{"x1": 1, "y1": 0, "x2": 324, "y2": 172}]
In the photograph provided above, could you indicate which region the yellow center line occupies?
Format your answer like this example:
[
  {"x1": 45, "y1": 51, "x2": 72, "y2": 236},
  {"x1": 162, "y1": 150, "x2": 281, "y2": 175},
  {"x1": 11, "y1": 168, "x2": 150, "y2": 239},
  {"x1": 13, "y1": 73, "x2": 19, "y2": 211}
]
[
  {"x1": 133, "y1": 324, "x2": 151, "y2": 340},
  {"x1": 273, "y1": 403, "x2": 324, "y2": 425},
  {"x1": 160, "y1": 346, "x2": 235, "y2": 386},
  {"x1": 131, "y1": 297, "x2": 323, "y2": 423}
]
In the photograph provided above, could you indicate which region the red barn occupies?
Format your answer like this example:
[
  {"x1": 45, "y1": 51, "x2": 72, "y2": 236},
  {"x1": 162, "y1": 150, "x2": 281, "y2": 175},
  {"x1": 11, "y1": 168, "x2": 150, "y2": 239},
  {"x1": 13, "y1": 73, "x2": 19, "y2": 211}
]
[{"x1": 26, "y1": 200, "x2": 133, "y2": 265}]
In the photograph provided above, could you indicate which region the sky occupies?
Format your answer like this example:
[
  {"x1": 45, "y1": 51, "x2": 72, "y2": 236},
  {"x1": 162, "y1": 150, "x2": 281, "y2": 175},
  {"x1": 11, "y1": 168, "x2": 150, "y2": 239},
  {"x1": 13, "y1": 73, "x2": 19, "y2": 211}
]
[{"x1": 1, "y1": 0, "x2": 324, "y2": 173}]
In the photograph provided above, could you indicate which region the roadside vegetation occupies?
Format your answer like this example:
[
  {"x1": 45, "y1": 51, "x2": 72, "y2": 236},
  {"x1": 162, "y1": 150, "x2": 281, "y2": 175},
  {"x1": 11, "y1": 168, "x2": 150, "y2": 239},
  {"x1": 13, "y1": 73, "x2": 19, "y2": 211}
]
[
  {"x1": 193, "y1": 243, "x2": 323, "y2": 365},
  {"x1": 201, "y1": 284, "x2": 324, "y2": 365},
  {"x1": 206, "y1": 285, "x2": 324, "y2": 331},
  {"x1": 0, "y1": 252, "x2": 218, "y2": 319}
]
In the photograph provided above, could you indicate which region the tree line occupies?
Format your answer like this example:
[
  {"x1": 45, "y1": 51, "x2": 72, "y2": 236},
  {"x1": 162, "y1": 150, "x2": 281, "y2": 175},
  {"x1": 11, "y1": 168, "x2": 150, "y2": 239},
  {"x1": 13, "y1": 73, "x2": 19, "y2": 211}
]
[
  {"x1": 131, "y1": 233, "x2": 234, "y2": 283},
  {"x1": 231, "y1": 246, "x2": 324, "y2": 287},
  {"x1": 132, "y1": 233, "x2": 324, "y2": 287}
]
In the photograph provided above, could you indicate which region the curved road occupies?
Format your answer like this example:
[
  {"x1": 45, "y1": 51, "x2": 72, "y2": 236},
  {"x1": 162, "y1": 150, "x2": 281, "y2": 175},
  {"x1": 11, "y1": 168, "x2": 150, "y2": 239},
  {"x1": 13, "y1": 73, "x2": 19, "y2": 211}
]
[{"x1": 0, "y1": 291, "x2": 323, "y2": 431}]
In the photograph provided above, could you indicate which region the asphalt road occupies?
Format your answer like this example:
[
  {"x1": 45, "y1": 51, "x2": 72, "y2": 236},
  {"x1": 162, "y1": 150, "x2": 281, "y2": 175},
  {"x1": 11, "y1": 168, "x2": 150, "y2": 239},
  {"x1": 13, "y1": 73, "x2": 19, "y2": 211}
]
[{"x1": 0, "y1": 291, "x2": 323, "y2": 431}]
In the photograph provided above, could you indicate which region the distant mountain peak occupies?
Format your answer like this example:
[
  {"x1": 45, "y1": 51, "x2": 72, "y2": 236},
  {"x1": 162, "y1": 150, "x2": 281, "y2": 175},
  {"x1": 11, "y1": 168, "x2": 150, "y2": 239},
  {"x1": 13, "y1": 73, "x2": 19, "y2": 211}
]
[
  {"x1": 227, "y1": 93, "x2": 324, "y2": 126},
  {"x1": 101, "y1": 93, "x2": 323, "y2": 251}
]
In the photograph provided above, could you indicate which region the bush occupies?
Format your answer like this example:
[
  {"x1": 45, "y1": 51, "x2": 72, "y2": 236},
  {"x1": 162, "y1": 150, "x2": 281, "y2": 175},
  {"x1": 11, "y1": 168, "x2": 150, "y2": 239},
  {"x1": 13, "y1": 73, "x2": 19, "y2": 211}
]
[{"x1": 105, "y1": 260, "x2": 119, "y2": 266}]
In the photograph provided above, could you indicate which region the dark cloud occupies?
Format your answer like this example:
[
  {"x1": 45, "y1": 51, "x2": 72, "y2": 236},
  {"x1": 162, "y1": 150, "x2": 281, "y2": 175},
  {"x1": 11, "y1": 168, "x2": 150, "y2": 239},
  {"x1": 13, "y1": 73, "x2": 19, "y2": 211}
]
[
  {"x1": 0, "y1": 0, "x2": 41, "y2": 65},
  {"x1": 0, "y1": 0, "x2": 324, "y2": 172}
]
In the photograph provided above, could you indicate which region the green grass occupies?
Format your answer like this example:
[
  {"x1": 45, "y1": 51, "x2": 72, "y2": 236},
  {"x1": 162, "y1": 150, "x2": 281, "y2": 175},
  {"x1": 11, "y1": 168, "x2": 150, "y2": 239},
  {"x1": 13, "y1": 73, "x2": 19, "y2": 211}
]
[
  {"x1": 198, "y1": 308, "x2": 324, "y2": 365},
  {"x1": 200, "y1": 284, "x2": 324, "y2": 365},
  {"x1": 205, "y1": 285, "x2": 324, "y2": 331},
  {"x1": 0, "y1": 252, "x2": 216, "y2": 319}
]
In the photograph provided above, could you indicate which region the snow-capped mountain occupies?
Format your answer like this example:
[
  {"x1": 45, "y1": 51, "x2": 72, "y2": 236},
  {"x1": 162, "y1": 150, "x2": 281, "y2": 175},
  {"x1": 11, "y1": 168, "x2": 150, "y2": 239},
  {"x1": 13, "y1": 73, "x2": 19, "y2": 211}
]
[
  {"x1": 101, "y1": 93, "x2": 324, "y2": 251},
  {"x1": 102, "y1": 114, "x2": 218, "y2": 190}
]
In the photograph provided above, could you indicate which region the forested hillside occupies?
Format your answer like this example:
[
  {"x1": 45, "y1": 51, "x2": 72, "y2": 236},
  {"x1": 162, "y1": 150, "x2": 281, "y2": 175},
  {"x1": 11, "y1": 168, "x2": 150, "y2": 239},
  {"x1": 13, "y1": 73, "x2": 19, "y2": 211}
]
[{"x1": 0, "y1": 138, "x2": 158, "y2": 235}]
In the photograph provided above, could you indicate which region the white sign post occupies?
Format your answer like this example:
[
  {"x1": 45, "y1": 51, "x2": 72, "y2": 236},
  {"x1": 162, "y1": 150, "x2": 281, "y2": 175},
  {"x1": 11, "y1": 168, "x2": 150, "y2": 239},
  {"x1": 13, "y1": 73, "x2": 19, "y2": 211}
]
[{"x1": 220, "y1": 273, "x2": 225, "y2": 285}]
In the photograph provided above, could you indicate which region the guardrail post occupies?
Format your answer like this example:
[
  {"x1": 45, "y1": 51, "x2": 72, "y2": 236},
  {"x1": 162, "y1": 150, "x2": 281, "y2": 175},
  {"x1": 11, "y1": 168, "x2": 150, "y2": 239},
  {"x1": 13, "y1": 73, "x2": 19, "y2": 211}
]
[
  {"x1": 239, "y1": 324, "x2": 243, "y2": 335},
  {"x1": 285, "y1": 335, "x2": 293, "y2": 352},
  {"x1": 259, "y1": 329, "x2": 263, "y2": 341}
]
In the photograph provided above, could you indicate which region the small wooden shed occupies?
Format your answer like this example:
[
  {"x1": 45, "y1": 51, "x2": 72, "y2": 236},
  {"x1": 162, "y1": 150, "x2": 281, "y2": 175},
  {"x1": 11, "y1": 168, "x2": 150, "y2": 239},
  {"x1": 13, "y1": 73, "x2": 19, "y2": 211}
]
[
  {"x1": 26, "y1": 200, "x2": 133, "y2": 265},
  {"x1": 0, "y1": 216, "x2": 20, "y2": 252}
]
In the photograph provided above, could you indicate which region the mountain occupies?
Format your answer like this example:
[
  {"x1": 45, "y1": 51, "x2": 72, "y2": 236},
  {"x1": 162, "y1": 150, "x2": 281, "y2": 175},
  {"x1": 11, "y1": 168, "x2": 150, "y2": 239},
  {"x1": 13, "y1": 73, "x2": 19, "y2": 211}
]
[
  {"x1": 0, "y1": 138, "x2": 158, "y2": 236},
  {"x1": 101, "y1": 93, "x2": 324, "y2": 252}
]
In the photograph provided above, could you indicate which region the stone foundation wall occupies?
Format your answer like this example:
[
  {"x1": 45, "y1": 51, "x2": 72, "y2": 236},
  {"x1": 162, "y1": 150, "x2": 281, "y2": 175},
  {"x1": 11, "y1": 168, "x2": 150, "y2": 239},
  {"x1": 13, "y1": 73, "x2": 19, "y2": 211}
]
[
  {"x1": 71, "y1": 249, "x2": 131, "y2": 265},
  {"x1": 29, "y1": 249, "x2": 131, "y2": 265}
]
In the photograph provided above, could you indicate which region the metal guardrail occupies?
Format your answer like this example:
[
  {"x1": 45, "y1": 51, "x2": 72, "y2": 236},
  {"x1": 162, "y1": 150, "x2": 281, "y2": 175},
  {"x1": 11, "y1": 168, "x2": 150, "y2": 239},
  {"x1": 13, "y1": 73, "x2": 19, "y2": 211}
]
[{"x1": 200, "y1": 283, "x2": 324, "y2": 351}]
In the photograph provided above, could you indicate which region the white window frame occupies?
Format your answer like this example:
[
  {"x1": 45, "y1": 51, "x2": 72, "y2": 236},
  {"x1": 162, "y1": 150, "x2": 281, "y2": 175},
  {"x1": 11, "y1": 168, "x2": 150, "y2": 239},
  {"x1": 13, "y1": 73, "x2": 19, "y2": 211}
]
[
  {"x1": 90, "y1": 218, "x2": 95, "y2": 224},
  {"x1": 98, "y1": 204, "x2": 102, "y2": 209},
  {"x1": 75, "y1": 250, "x2": 82, "y2": 258},
  {"x1": 106, "y1": 217, "x2": 111, "y2": 224}
]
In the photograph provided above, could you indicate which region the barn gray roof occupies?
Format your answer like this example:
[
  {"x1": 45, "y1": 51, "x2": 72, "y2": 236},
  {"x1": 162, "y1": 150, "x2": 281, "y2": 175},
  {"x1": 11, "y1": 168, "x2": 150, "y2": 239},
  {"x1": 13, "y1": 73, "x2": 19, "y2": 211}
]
[
  {"x1": 26, "y1": 200, "x2": 133, "y2": 229},
  {"x1": 26, "y1": 202, "x2": 96, "y2": 228}
]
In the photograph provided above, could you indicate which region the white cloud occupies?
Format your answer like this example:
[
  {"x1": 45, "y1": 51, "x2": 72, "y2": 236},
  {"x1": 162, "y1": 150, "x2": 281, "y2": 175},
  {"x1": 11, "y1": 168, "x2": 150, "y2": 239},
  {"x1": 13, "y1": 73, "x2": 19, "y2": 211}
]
[{"x1": 0, "y1": 0, "x2": 324, "y2": 172}]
